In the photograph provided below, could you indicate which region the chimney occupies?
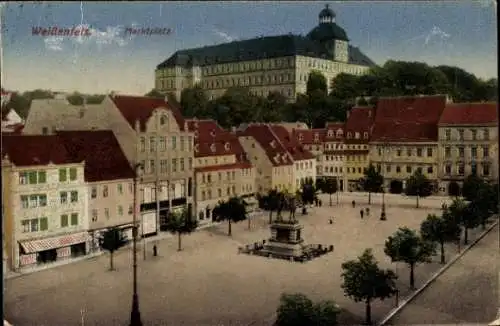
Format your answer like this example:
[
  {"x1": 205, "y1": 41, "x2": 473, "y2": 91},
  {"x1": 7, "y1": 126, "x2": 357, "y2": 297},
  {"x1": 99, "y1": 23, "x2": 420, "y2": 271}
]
[
  {"x1": 135, "y1": 119, "x2": 140, "y2": 132},
  {"x1": 368, "y1": 109, "x2": 372, "y2": 118}
]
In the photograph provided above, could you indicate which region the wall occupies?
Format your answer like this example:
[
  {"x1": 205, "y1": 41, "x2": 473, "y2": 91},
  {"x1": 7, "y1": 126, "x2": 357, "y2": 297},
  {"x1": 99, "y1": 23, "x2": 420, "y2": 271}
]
[
  {"x1": 238, "y1": 135, "x2": 274, "y2": 193},
  {"x1": 294, "y1": 159, "x2": 316, "y2": 191}
]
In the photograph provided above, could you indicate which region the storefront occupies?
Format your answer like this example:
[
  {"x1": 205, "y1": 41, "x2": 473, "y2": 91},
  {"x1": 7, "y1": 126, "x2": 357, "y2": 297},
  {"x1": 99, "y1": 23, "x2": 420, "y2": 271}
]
[{"x1": 18, "y1": 231, "x2": 91, "y2": 269}]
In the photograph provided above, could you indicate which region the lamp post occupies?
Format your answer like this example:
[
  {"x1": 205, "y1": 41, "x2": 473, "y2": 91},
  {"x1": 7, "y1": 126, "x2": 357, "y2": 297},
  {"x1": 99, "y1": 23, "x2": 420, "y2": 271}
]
[
  {"x1": 130, "y1": 163, "x2": 143, "y2": 326},
  {"x1": 380, "y1": 145, "x2": 387, "y2": 220},
  {"x1": 336, "y1": 177, "x2": 339, "y2": 205}
]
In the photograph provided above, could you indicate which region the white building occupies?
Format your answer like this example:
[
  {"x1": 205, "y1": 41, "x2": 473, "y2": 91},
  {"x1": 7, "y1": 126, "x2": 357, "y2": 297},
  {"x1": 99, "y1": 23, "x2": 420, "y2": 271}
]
[{"x1": 2, "y1": 135, "x2": 90, "y2": 272}]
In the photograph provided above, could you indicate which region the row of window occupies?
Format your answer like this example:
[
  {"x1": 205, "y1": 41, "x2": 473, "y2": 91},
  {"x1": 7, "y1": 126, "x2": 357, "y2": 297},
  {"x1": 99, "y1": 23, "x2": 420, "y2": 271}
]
[
  {"x1": 295, "y1": 161, "x2": 314, "y2": 170},
  {"x1": 444, "y1": 146, "x2": 489, "y2": 159},
  {"x1": 140, "y1": 158, "x2": 193, "y2": 175},
  {"x1": 377, "y1": 165, "x2": 434, "y2": 175},
  {"x1": 139, "y1": 184, "x2": 188, "y2": 203},
  {"x1": 304, "y1": 57, "x2": 365, "y2": 76},
  {"x1": 203, "y1": 72, "x2": 295, "y2": 90},
  {"x1": 201, "y1": 170, "x2": 237, "y2": 184},
  {"x1": 91, "y1": 183, "x2": 133, "y2": 199},
  {"x1": 91, "y1": 205, "x2": 133, "y2": 222},
  {"x1": 377, "y1": 147, "x2": 434, "y2": 158},
  {"x1": 273, "y1": 166, "x2": 293, "y2": 176},
  {"x1": 20, "y1": 191, "x2": 79, "y2": 208},
  {"x1": 444, "y1": 163, "x2": 490, "y2": 176},
  {"x1": 444, "y1": 128, "x2": 490, "y2": 141},
  {"x1": 140, "y1": 135, "x2": 193, "y2": 153},
  {"x1": 21, "y1": 214, "x2": 79, "y2": 233},
  {"x1": 19, "y1": 168, "x2": 78, "y2": 185},
  {"x1": 200, "y1": 185, "x2": 237, "y2": 201}
]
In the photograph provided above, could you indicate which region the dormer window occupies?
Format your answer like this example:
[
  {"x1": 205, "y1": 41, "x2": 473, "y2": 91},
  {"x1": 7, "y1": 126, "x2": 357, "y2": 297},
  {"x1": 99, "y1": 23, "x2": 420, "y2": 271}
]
[
  {"x1": 363, "y1": 132, "x2": 369, "y2": 139},
  {"x1": 347, "y1": 132, "x2": 352, "y2": 139},
  {"x1": 270, "y1": 140, "x2": 276, "y2": 148},
  {"x1": 314, "y1": 133, "x2": 319, "y2": 141},
  {"x1": 224, "y1": 142, "x2": 231, "y2": 151},
  {"x1": 194, "y1": 130, "x2": 199, "y2": 138},
  {"x1": 210, "y1": 143, "x2": 216, "y2": 153},
  {"x1": 336, "y1": 129, "x2": 343, "y2": 137},
  {"x1": 210, "y1": 130, "x2": 216, "y2": 137},
  {"x1": 194, "y1": 144, "x2": 199, "y2": 153},
  {"x1": 274, "y1": 156, "x2": 280, "y2": 164},
  {"x1": 327, "y1": 130, "x2": 333, "y2": 137},
  {"x1": 355, "y1": 132, "x2": 360, "y2": 139},
  {"x1": 160, "y1": 115, "x2": 167, "y2": 125},
  {"x1": 299, "y1": 134, "x2": 304, "y2": 141}
]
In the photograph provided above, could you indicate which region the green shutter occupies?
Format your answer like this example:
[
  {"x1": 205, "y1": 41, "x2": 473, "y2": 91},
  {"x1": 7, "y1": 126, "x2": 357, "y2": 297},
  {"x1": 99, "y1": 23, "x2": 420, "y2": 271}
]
[
  {"x1": 39, "y1": 217, "x2": 48, "y2": 231},
  {"x1": 38, "y1": 171, "x2": 47, "y2": 183},
  {"x1": 61, "y1": 214, "x2": 68, "y2": 227},
  {"x1": 69, "y1": 168, "x2": 77, "y2": 181},
  {"x1": 71, "y1": 213, "x2": 78, "y2": 225},
  {"x1": 28, "y1": 172, "x2": 37, "y2": 184},
  {"x1": 59, "y1": 169, "x2": 67, "y2": 182}
]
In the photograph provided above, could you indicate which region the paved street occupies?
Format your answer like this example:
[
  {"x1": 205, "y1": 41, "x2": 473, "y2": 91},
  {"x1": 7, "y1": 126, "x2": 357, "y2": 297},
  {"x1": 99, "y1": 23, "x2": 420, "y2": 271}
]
[
  {"x1": 388, "y1": 223, "x2": 499, "y2": 325},
  {"x1": 5, "y1": 193, "x2": 482, "y2": 326}
]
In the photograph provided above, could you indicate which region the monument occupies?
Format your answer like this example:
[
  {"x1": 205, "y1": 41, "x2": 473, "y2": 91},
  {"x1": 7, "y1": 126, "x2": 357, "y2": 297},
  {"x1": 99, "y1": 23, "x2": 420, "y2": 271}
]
[{"x1": 260, "y1": 220, "x2": 307, "y2": 259}]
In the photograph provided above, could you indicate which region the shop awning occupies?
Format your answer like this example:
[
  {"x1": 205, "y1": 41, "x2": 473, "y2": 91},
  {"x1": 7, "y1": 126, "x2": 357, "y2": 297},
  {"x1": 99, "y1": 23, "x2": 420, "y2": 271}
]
[{"x1": 19, "y1": 232, "x2": 91, "y2": 254}]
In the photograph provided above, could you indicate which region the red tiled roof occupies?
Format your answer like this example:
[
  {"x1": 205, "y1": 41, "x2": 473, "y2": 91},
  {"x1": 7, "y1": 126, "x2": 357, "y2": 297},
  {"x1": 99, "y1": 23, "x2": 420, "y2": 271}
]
[
  {"x1": 237, "y1": 124, "x2": 292, "y2": 167},
  {"x1": 344, "y1": 107, "x2": 374, "y2": 144},
  {"x1": 293, "y1": 128, "x2": 326, "y2": 144},
  {"x1": 439, "y1": 103, "x2": 498, "y2": 125},
  {"x1": 324, "y1": 122, "x2": 345, "y2": 141},
  {"x1": 194, "y1": 162, "x2": 253, "y2": 173},
  {"x1": 111, "y1": 95, "x2": 185, "y2": 132},
  {"x1": 371, "y1": 95, "x2": 446, "y2": 142},
  {"x1": 269, "y1": 125, "x2": 315, "y2": 161},
  {"x1": 1, "y1": 135, "x2": 80, "y2": 166},
  {"x1": 57, "y1": 130, "x2": 135, "y2": 182}
]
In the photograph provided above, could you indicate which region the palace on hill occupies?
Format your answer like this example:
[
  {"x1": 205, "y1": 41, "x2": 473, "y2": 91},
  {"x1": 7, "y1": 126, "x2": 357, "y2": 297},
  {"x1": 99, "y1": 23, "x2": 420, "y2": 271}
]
[{"x1": 155, "y1": 5, "x2": 375, "y2": 102}]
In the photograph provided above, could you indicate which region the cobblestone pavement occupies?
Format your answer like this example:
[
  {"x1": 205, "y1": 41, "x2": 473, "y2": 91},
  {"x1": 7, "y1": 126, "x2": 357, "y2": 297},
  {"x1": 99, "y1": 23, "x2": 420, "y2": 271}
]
[
  {"x1": 4, "y1": 193, "x2": 485, "y2": 326},
  {"x1": 388, "y1": 224, "x2": 499, "y2": 325}
]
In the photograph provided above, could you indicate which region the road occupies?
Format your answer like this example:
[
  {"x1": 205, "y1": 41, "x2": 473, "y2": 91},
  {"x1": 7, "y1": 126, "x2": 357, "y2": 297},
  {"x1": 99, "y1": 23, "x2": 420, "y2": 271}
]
[{"x1": 388, "y1": 223, "x2": 499, "y2": 324}]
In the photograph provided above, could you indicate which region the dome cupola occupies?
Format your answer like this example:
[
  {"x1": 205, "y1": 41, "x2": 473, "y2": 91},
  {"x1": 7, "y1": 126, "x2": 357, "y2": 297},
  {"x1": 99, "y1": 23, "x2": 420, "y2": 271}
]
[{"x1": 319, "y1": 4, "x2": 335, "y2": 24}]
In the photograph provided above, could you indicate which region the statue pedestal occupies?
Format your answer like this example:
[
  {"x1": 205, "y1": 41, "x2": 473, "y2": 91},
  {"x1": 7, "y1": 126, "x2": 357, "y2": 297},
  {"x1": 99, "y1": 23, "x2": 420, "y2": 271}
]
[{"x1": 261, "y1": 221, "x2": 306, "y2": 258}]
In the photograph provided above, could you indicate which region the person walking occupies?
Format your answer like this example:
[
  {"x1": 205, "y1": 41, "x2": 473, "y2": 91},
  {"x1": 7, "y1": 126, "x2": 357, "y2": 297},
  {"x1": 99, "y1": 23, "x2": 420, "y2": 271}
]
[
  {"x1": 352, "y1": 200, "x2": 356, "y2": 208},
  {"x1": 360, "y1": 209, "x2": 364, "y2": 219}
]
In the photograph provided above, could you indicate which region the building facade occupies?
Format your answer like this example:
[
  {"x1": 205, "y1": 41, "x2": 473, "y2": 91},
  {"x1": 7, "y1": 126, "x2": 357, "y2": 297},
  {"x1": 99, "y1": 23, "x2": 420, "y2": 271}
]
[
  {"x1": 155, "y1": 5, "x2": 374, "y2": 101},
  {"x1": 56, "y1": 131, "x2": 136, "y2": 250},
  {"x1": 437, "y1": 103, "x2": 498, "y2": 194},
  {"x1": 2, "y1": 135, "x2": 90, "y2": 272},
  {"x1": 320, "y1": 123, "x2": 346, "y2": 190},
  {"x1": 187, "y1": 119, "x2": 256, "y2": 226},
  {"x1": 370, "y1": 95, "x2": 447, "y2": 192},
  {"x1": 344, "y1": 107, "x2": 374, "y2": 191},
  {"x1": 292, "y1": 128, "x2": 325, "y2": 178}
]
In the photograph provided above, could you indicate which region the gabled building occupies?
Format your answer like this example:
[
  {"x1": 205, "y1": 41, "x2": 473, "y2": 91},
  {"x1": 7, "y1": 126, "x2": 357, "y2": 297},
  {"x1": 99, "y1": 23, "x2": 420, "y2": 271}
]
[
  {"x1": 187, "y1": 119, "x2": 256, "y2": 226},
  {"x1": 56, "y1": 130, "x2": 136, "y2": 249},
  {"x1": 293, "y1": 128, "x2": 326, "y2": 177},
  {"x1": 1, "y1": 135, "x2": 89, "y2": 272},
  {"x1": 437, "y1": 102, "x2": 498, "y2": 194},
  {"x1": 321, "y1": 122, "x2": 346, "y2": 190},
  {"x1": 344, "y1": 107, "x2": 374, "y2": 191},
  {"x1": 237, "y1": 123, "x2": 295, "y2": 194},
  {"x1": 269, "y1": 125, "x2": 316, "y2": 190},
  {"x1": 370, "y1": 95, "x2": 447, "y2": 191}
]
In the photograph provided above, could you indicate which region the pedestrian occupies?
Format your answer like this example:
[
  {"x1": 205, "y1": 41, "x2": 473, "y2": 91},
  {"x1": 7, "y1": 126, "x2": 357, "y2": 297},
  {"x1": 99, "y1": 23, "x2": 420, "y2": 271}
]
[
  {"x1": 319, "y1": 199, "x2": 322, "y2": 207},
  {"x1": 352, "y1": 200, "x2": 356, "y2": 208},
  {"x1": 153, "y1": 244, "x2": 158, "y2": 256},
  {"x1": 360, "y1": 209, "x2": 364, "y2": 219},
  {"x1": 366, "y1": 207, "x2": 370, "y2": 216},
  {"x1": 329, "y1": 217, "x2": 333, "y2": 224}
]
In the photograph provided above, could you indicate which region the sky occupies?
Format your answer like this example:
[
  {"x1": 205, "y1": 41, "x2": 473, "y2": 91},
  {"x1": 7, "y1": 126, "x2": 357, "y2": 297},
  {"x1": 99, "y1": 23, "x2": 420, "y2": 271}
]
[{"x1": 1, "y1": 1, "x2": 498, "y2": 95}]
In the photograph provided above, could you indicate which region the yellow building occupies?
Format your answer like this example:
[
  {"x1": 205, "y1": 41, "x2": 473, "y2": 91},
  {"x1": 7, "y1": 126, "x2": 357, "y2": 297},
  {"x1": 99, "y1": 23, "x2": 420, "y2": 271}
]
[
  {"x1": 2, "y1": 155, "x2": 14, "y2": 273},
  {"x1": 344, "y1": 107, "x2": 374, "y2": 191},
  {"x1": 155, "y1": 5, "x2": 374, "y2": 101},
  {"x1": 370, "y1": 96, "x2": 446, "y2": 192},
  {"x1": 437, "y1": 103, "x2": 498, "y2": 195},
  {"x1": 187, "y1": 119, "x2": 256, "y2": 226}
]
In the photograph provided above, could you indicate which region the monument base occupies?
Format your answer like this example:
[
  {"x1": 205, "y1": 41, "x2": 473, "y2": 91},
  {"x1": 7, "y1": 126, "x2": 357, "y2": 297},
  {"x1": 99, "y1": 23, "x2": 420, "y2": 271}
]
[{"x1": 261, "y1": 239, "x2": 307, "y2": 258}]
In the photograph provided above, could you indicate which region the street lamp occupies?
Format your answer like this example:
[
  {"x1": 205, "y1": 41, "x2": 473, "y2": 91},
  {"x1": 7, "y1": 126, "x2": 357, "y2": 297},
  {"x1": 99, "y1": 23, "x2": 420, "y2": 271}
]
[
  {"x1": 380, "y1": 145, "x2": 387, "y2": 221},
  {"x1": 130, "y1": 163, "x2": 143, "y2": 326}
]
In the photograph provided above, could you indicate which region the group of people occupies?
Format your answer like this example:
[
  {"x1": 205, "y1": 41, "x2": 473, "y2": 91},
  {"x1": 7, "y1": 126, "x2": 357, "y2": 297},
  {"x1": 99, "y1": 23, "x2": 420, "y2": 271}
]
[{"x1": 329, "y1": 200, "x2": 371, "y2": 224}]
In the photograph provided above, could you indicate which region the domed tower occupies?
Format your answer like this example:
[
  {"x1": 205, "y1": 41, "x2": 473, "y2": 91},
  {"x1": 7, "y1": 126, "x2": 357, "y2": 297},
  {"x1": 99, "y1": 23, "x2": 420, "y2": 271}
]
[
  {"x1": 307, "y1": 4, "x2": 349, "y2": 63},
  {"x1": 319, "y1": 4, "x2": 335, "y2": 24}
]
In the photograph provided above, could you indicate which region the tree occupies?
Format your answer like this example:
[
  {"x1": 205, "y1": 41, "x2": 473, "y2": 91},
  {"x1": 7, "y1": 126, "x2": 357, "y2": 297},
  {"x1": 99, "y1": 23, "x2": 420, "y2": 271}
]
[
  {"x1": 300, "y1": 181, "x2": 316, "y2": 214},
  {"x1": 405, "y1": 170, "x2": 433, "y2": 208},
  {"x1": 180, "y1": 85, "x2": 209, "y2": 118},
  {"x1": 420, "y1": 213, "x2": 461, "y2": 264},
  {"x1": 389, "y1": 180, "x2": 403, "y2": 194},
  {"x1": 214, "y1": 196, "x2": 248, "y2": 236},
  {"x1": 99, "y1": 227, "x2": 128, "y2": 271},
  {"x1": 448, "y1": 197, "x2": 480, "y2": 244},
  {"x1": 163, "y1": 207, "x2": 198, "y2": 251},
  {"x1": 461, "y1": 174, "x2": 484, "y2": 201},
  {"x1": 144, "y1": 89, "x2": 165, "y2": 98},
  {"x1": 341, "y1": 249, "x2": 397, "y2": 325},
  {"x1": 384, "y1": 227, "x2": 436, "y2": 289},
  {"x1": 362, "y1": 164, "x2": 384, "y2": 204},
  {"x1": 306, "y1": 70, "x2": 328, "y2": 96},
  {"x1": 262, "y1": 189, "x2": 280, "y2": 224},
  {"x1": 276, "y1": 293, "x2": 339, "y2": 326},
  {"x1": 322, "y1": 178, "x2": 338, "y2": 206}
]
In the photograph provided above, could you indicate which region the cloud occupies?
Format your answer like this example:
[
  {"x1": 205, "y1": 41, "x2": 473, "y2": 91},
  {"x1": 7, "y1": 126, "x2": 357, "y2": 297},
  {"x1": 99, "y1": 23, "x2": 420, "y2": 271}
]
[
  {"x1": 44, "y1": 36, "x2": 64, "y2": 51},
  {"x1": 404, "y1": 25, "x2": 451, "y2": 46},
  {"x1": 212, "y1": 28, "x2": 235, "y2": 42}
]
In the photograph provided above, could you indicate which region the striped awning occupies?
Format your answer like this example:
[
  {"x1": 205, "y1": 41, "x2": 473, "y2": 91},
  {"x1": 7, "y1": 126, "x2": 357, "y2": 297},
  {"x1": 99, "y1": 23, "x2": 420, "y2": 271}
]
[{"x1": 20, "y1": 232, "x2": 91, "y2": 254}]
